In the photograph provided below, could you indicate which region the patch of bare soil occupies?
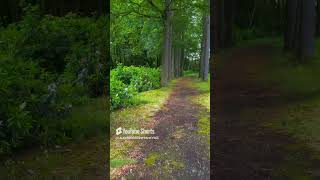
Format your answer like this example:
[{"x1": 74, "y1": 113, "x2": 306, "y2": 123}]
[
  {"x1": 212, "y1": 46, "x2": 320, "y2": 179},
  {"x1": 117, "y1": 78, "x2": 210, "y2": 180}
]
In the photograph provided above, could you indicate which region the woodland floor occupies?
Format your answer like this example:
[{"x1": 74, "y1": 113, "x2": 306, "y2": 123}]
[
  {"x1": 0, "y1": 135, "x2": 107, "y2": 180},
  {"x1": 0, "y1": 97, "x2": 108, "y2": 180},
  {"x1": 112, "y1": 77, "x2": 210, "y2": 179},
  {"x1": 213, "y1": 45, "x2": 320, "y2": 179}
]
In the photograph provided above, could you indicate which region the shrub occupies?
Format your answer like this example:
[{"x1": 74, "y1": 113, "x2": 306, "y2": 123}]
[
  {"x1": 110, "y1": 65, "x2": 160, "y2": 109},
  {"x1": 110, "y1": 77, "x2": 137, "y2": 109},
  {"x1": 0, "y1": 6, "x2": 108, "y2": 154},
  {"x1": 0, "y1": 54, "x2": 47, "y2": 152}
]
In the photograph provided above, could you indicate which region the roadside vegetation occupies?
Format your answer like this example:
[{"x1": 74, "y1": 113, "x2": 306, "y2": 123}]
[{"x1": 0, "y1": 6, "x2": 108, "y2": 155}]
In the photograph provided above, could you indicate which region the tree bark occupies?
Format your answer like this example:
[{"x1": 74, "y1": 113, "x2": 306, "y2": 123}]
[
  {"x1": 284, "y1": 0, "x2": 299, "y2": 51},
  {"x1": 285, "y1": 0, "x2": 315, "y2": 60},
  {"x1": 200, "y1": 15, "x2": 210, "y2": 81},
  {"x1": 300, "y1": 0, "x2": 316, "y2": 58},
  {"x1": 213, "y1": 0, "x2": 234, "y2": 50},
  {"x1": 161, "y1": 0, "x2": 172, "y2": 86}
]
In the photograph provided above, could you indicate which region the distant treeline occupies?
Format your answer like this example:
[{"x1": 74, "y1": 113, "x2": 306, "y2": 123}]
[{"x1": 0, "y1": 0, "x2": 108, "y2": 25}]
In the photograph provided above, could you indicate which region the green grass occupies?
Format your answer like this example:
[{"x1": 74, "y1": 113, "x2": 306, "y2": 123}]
[
  {"x1": 226, "y1": 37, "x2": 320, "y2": 179},
  {"x1": 0, "y1": 135, "x2": 107, "y2": 179},
  {"x1": 144, "y1": 152, "x2": 160, "y2": 166},
  {"x1": 266, "y1": 40, "x2": 320, "y2": 100},
  {"x1": 110, "y1": 81, "x2": 174, "y2": 174},
  {"x1": 240, "y1": 37, "x2": 320, "y2": 150},
  {"x1": 191, "y1": 77, "x2": 210, "y2": 109},
  {"x1": 188, "y1": 77, "x2": 210, "y2": 144},
  {"x1": 264, "y1": 96, "x2": 320, "y2": 152},
  {"x1": 0, "y1": 97, "x2": 109, "y2": 179},
  {"x1": 63, "y1": 97, "x2": 109, "y2": 140},
  {"x1": 110, "y1": 83, "x2": 173, "y2": 134},
  {"x1": 111, "y1": 158, "x2": 137, "y2": 168},
  {"x1": 197, "y1": 111, "x2": 210, "y2": 141}
]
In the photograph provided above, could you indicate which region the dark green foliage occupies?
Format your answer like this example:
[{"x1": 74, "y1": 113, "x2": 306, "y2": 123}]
[
  {"x1": 0, "y1": 6, "x2": 107, "y2": 154},
  {"x1": 110, "y1": 76, "x2": 137, "y2": 110},
  {"x1": 110, "y1": 65, "x2": 161, "y2": 109}
]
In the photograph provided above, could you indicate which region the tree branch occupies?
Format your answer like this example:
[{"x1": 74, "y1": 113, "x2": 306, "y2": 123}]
[
  {"x1": 112, "y1": 10, "x2": 161, "y2": 19},
  {"x1": 146, "y1": 0, "x2": 163, "y2": 13}
]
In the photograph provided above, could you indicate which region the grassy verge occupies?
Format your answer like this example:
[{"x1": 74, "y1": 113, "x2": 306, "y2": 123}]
[
  {"x1": 110, "y1": 81, "x2": 174, "y2": 173},
  {"x1": 188, "y1": 75, "x2": 210, "y2": 143},
  {"x1": 237, "y1": 37, "x2": 320, "y2": 178},
  {"x1": 263, "y1": 96, "x2": 320, "y2": 153},
  {"x1": 260, "y1": 39, "x2": 320, "y2": 149},
  {"x1": 237, "y1": 37, "x2": 320, "y2": 148},
  {"x1": 0, "y1": 97, "x2": 108, "y2": 179}
]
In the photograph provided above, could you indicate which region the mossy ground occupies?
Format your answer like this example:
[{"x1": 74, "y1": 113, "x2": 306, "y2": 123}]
[{"x1": 110, "y1": 82, "x2": 174, "y2": 177}]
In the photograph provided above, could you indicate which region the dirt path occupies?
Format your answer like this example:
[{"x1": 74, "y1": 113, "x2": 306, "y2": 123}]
[
  {"x1": 213, "y1": 46, "x2": 320, "y2": 179},
  {"x1": 118, "y1": 77, "x2": 210, "y2": 179}
]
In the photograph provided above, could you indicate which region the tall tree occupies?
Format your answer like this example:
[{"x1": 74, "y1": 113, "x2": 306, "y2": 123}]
[
  {"x1": 200, "y1": 15, "x2": 210, "y2": 81},
  {"x1": 300, "y1": 0, "x2": 316, "y2": 58},
  {"x1": 161, "y1": 0, "x2": 172, "y2": 86},
  {"x1": 212, "y1": 0, "x2": 234, "y2": 50},
  {"x1": 284, "y1": 0, "x2": 316, "y2": 60}
]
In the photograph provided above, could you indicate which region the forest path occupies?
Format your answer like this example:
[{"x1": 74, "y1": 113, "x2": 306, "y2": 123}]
[
  {"x1": 119, "y1": 77, "x2": 210, "y2": 179},
  {"x1": 213, "y1": 46, "x2": 320, "y2": 179}
]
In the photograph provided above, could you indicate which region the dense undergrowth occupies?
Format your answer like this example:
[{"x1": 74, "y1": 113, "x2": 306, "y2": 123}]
[
  {"x1": 110, "y1": 65, "x2": 160, "y2": 109},
  {"x1": 0, "y1": 6, "x2": 108, "y2": 155}
]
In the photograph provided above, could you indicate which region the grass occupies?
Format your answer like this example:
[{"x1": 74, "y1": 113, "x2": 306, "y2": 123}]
[
  {"x1": 185, "y1": 72, "x2": 210, "y2": 109},
  {"x1": 63, "y1": 97, "x2": 109, "y2": 140},
  {"x1": 186, "y1": 76, "x2": 210, "y2": 144},
  {"x1": 264, "y1": 96, "x2": 320, "y2": 153},
  {"x1": 111, "y1": 158, "x2": 137, "y2": 168},
  {"x1": 0, "y1": 97, "x2": 109, "y2": 179},
  {"x1": 110, "y1": 83, "x2": 173, "y2": 135},
  {"x1": 110, "y1": 81, "x2": 174, "y2": 176},
  {"x1": 237, "y1": 37, "x2": 320, "y2": 148},
  {"x1": 237, "y1": 37, "x2": 320, "y2": 178},
  {"x1": 264, "y1": 39, "x2": 320, "y2": 100},
  {"x1": 144, "y1": 152, "x2": 160, "y2": 166},
  {"x1": 193, "y1": 78, "x2": 210, "y2": 109},
  {"x1": 248, "y1": 38, "x2": 320, "y2": 152}
]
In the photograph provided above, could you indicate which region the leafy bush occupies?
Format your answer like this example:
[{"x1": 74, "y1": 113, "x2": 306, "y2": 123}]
[
  {"x1": 110, "y1": 77, "x2": 137, "y2": 109},
  {"x1": 110, "y1": 65, "x2": 160, "y2": 109},
  {"x1": 0, "y1": 6, "x2": 108, "y2": 154}
]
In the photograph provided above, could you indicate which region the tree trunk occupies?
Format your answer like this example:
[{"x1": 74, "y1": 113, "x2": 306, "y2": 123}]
[
  {"x1": 284, "y1": 0, "x2": 299, "y2": 51},
  {"x1": 316, "y1": 0, "x2": 320, "y2": 35},
  {"x1": 161, "y1": 0, "x2": 172, "y2": 86},
  {"x1": 285, "y1": 0, "x2": 315, "y2": 60},
  {"x1": 204, "y1": 16, "x2": 210, "y2": 81},
  {"x1": 180, "y1": 48, "x2": 185, "y2": 76},
  {"x1": 213, "y1": 0, "x2": 234, "y2": 50},
  {"x1": 225, "y1": 0, "x2": 235, "y2": 47},
  {"x1": 200, "y1": 15, "x2": 210, "y2": 81},
  {"x1": 300, "y1": 0, "x2": 316, "y2": 58}
]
